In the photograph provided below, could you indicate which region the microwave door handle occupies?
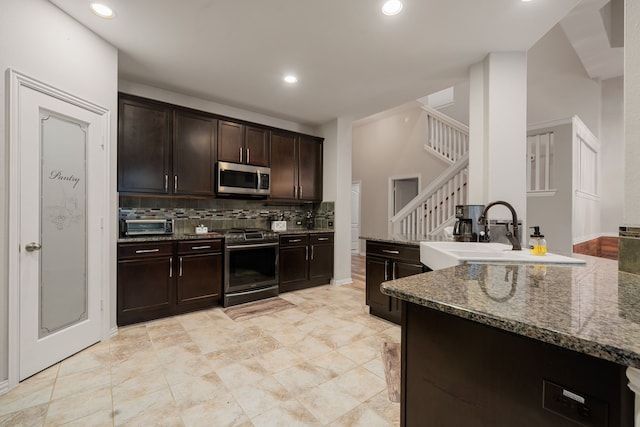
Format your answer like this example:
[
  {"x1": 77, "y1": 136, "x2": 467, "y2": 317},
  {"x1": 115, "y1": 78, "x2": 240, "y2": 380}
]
[{"x1": 256, "y1": 169, "x2": 261, "y2": 190}]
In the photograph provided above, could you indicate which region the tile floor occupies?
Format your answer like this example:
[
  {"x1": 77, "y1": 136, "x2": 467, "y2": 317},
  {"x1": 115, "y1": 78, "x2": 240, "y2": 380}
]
[{"x1": 0, "y1": 256, "x2": 401, "y2": 426}]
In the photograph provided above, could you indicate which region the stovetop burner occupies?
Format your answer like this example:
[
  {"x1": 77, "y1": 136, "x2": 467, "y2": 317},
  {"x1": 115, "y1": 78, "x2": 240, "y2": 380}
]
[{"x1": 223, "y1": 228, "x2": 278, "y2": 243}]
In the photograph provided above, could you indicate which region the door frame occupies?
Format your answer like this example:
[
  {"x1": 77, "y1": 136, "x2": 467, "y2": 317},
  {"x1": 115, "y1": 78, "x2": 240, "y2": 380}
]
[
  {"x1": 388, "y1": 174, "x2": 421, "y2": 225},
  {"x1": 7, "y1": 69, "x2": 112, "y2": 390}
]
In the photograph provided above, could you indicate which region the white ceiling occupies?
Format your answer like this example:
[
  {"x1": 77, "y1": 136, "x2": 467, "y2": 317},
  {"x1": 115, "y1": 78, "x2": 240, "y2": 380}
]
[
  {"x1": 49, "y1": 0, "x2": 582, "y2": 126},
  {"x1": 560, "y1": 0, "x2": 623, "y2": 80}
]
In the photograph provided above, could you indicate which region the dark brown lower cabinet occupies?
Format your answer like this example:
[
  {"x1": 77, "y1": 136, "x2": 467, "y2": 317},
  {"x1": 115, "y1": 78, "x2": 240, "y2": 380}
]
[
  {"x1": 402, "y1": 302, "x2": 634, "y2": 426},
  {"x1": 117, "y1": 239, "x2": 223, "y2": 326},
  {"x1": 365, "y1": 240, "x2": 425, "y2": 324},
  {"x1": 279, "y1": 232, "x2": 333, "y2": 292},
  {"x1": 175, "y1": 240, "x2": 223, "y2": 311}
]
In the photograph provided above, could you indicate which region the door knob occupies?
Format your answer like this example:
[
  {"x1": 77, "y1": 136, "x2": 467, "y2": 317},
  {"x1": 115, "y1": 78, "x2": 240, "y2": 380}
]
[{"x1": 25, "y1": 242, "x2": 42, "y2": 252}]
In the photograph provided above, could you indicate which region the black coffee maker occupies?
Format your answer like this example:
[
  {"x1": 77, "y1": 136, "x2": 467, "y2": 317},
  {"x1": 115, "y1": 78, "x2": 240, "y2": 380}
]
[{"x1": 453, "y1": 205, "x2": 485, "y2": 242}]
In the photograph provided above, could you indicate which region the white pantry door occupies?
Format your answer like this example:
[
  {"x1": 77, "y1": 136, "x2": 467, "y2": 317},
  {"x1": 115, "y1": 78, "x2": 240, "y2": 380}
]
[{"x1": 16, "y1": 80, "x2": 105, "y2": 380}]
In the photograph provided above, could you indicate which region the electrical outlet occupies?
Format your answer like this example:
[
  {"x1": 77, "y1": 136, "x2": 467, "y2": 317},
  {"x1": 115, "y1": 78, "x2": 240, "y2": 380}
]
[{"x1": 296, "y1": 221, "x2": 302, "y2": 225}]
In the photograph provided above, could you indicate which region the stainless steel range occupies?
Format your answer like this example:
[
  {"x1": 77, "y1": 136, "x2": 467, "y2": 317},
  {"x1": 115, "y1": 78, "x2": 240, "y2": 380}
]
[{"x1": 223, "y1": 228, "x2": 279, "y2": 307}]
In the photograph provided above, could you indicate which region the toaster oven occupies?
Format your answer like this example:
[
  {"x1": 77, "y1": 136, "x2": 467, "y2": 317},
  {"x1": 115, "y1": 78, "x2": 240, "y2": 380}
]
[{"x1": 120, "y1": 218, "x2": 174, "y2": 236}]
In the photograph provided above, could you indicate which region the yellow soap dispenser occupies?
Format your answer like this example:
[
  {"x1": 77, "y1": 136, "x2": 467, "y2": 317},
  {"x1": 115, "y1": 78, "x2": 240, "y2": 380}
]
[{"x1": 528, "y1": 226, "x2": 547, "y2": 256}]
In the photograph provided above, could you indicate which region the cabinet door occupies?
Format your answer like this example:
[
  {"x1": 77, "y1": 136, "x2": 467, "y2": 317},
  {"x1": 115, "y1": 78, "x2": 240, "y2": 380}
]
[
  {"x1": 390, "y1": 261, "x2": 424, "y2": 323},
  {"x1": 173, "y1": 111, "x2": 216, "y2": 196},
  {"x1": 217, "y1": 120, "x2": 244, "y2": 163},
  {"x1": 366, "y1": 256, "x2": 390, "y2": 314},
  {"x1": 270, "y1": 132, "x2": 297, "y2": 199},
  {"x1": 117, "y1": 257, "x2": 173, "y2": 325},
  {"x1": 394, "y1": 261, "x2": 424, "y2": 279},
  {"x1": 177, "y1": 253, "x2": 222, "y2": 305},
  {"x1": 245, "y1": 125, "x2": 270, "y2": 167},
  {"x1": 118, "y1": 97, "x2": 171, "y2": 194},
  {"x1": 298, "y1": 136, "x2": 323, "y2": 201},
  {"x1": 309, "y1": 243, "x2": 333, "y2": 281},
  {"x1": 279, "y1": 245, "x2": 308, "y2": 290}
]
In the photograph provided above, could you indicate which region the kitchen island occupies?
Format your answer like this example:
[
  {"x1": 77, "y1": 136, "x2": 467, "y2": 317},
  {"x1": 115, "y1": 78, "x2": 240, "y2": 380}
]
[{"x1": 382, "y1": 255, "x2": 640, "y2": 426}]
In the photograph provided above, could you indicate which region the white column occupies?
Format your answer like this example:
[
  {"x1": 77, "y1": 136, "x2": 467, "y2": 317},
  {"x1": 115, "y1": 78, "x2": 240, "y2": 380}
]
[
  {"x1": 320, "y1": 117, "x2": 353, "y2": 285},
  {"x1": 627, "y1": 367, "x2": 640, "y2": 426},
  {"x1": 624, "y1": 0, "x2": 640, "y2": 224},
  {"x1": 624, "y1": 1, "x2": 640, "y2": 423},
  {"x1": 468, "y1": 52, "x2": 528, "y2": 231}
]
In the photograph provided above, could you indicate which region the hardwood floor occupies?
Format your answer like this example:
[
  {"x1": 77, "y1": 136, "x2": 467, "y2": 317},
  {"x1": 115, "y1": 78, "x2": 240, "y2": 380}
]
[{"x1": 351, "y1": 254, "x2": 365, "y2": 289}]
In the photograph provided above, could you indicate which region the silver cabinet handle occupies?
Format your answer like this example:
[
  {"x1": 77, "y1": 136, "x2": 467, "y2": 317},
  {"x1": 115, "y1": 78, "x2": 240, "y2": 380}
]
[
  {"x1": 294, "y1": 185, "x2": 297, "y2": 198},
  {"x1": 382, "y1": 249, "x2": 400, "y2": 254},
  {"x1": 179, "y1": 256, "x2": 183, "y2": 277},
  {"x1": 300, "y1": 187, "x2": 303, "y2": 198},
  {"x1": 165, "y1": 175, "x2": 168, "y2": 191},
  {"x1": 317, "y1": 237, "x2": 329, "y2": 241},
  {"x1": 191, "y1": 245, "x2": 211, "y2": 250},
  {"x1": 174, "y1": 175, "x2": 178, "y2": 192},
  {"x1": 25, "y1": 242, "x2": 42, "y2": 252},
  {"x1": 289, "y1": 239, "x2": 302, "y2": 243},
  {"x1": 239, "y1": 147, "x2": 243, "y2": 163},
  {"x1": 392, "y1": 261, "x2": 396, "y2": 280},
  {"x1": 384, "y1": 260, "x2": 389, "y2": 281},
  {"x1": 311, "y1": 245, "x2": 314, "y2": 260},
  {"x1": 169, "y1": 258, "x2": 173, "y2": 278},
  {"x1": 305, "y1": 246, "x2": 309, "y2": 261},
  {"x1": 135, "y1": 249, "x2": 160, "y2": 254},
  {"x1": 246, "y1": 148, "x2": 250, "y2": 164}
]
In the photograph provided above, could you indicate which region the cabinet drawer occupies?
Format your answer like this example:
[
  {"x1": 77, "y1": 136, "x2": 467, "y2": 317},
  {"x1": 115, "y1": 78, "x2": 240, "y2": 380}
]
[
  {"x1": 310, "y1": 233, "x2": 333, "y2": 245},
  {"x1": 279, "y1": 234, "x2": 309, "y2": 246},
  {"x1": 366, "y1": 241, "x2": 420, "y2": 262},
  {"x1": 118, "y1": 242, "x2": 174, "y2": 259},
  {"x1": 177, "y1": 239, "x2": 222, "y2": 254}
]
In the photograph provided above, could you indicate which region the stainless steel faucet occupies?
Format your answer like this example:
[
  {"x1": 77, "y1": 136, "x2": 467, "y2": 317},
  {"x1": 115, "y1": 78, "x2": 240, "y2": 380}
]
[{"x1": 477, "y1": 201, "x2": 522, "y2": 251}]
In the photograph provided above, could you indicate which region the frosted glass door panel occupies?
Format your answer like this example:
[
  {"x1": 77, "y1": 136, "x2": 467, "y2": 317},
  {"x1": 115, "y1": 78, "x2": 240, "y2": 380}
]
[{"x1": 39, "y1": 113, "x2": 87, "y2": 337}]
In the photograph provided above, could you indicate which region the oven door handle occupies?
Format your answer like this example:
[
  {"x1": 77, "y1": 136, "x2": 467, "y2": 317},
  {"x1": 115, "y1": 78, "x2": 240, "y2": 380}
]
[{"x1": 226, "y1": 242, "x2": 279, "y2": 250}]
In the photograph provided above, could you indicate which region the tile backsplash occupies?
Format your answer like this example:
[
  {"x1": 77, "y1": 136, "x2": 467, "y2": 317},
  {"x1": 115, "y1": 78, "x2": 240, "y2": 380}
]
[{"x1": 119, "y1": 196, "x2": 334, "y2": 233}]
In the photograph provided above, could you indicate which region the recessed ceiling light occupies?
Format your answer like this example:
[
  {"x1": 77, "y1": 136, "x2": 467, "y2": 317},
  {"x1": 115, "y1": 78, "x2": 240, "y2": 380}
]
[
  {"x1": 382, "y1": 0, "x2": 403, "y2": 16},
  {"x1": 90, "y1": 3, "x2": 116, "y2": 19},
  {"x1": 283, "y1": 75, "x2": 298, "y2": 84}
]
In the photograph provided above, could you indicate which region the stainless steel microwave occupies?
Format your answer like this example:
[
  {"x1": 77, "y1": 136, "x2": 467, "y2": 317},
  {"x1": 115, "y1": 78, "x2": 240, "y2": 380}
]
[
  {"x1": 216, "y1": 161, "x2": 270, "y2": 196},
  {"x1": 120, "y1": 218, "x2": 174, "y2": 236}
]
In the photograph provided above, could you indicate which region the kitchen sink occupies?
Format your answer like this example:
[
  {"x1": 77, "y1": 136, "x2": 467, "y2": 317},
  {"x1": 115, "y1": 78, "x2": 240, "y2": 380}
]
[{"x1": 420, "y1": 241, "x2": 586, "y2": 271}]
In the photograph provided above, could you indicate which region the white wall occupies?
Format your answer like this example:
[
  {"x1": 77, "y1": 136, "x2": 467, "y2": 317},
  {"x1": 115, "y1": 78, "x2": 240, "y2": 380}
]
[
  {"x1": 527, "y1": 25, "x2": 602, "y2": 138},
  {"x1": 352, "y1": 104, "x2": 449, "y2": 244},
  {"x1": 527, "y1": 122, "x2": 574, "y2": 255},
  {"x1": 0, "y1": 0, "x2": 118, "y2": 384},
  {"x1": 600, "y1": 77, "x2": 624, "y2": 233}
]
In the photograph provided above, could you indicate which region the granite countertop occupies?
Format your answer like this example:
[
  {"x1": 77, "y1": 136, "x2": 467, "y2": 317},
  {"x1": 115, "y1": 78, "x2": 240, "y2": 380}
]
[
  {"x1": 382, "y1": 255, "x2": 640, "y2": 368},
  {"x1": 118, "y1": 228, "x2": 334, "y2": 243},
  {"x1": 360, "y1": 232, "x2": 445, "y2": 246}
]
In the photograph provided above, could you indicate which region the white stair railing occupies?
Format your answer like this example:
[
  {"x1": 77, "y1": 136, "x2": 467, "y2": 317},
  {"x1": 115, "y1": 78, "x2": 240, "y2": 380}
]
[
  {"x1": 422, "y1": 105, "x2": 469, "y2": 164},
  {"x1": 390, "y1": 152, "x2": 469, "y2": 236}
]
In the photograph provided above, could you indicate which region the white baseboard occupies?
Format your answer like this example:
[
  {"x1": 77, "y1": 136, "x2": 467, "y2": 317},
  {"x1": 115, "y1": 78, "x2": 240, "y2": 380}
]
[
  {"x1": 332, "y1": 278, "x2": 354, "y2": 286},
  {"x1": 0, "y1": 379, "x2": 9, "y2": 396},
  {"x1": 110, "y1": 326, "x2": 118, "y2": 339}
]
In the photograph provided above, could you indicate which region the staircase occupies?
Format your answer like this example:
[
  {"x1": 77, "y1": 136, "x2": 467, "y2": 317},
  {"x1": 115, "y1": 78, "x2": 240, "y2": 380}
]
[{"x1": 389, "y1": 105, "x2": 469, "y2": 236}]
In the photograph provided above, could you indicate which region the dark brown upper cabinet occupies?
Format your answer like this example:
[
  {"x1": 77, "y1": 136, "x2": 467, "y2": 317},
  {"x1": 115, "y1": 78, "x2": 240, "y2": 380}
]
[
  {"x1": 118, "y1": 96, "x2": 172, "y2": 194},
  {"x1": 173, "y1": 110, "x2": 216, "y2": 196},
  {"x1": 218, "y1": 120, "x2": 270, "y2": 167},
  {"x1": 118, "y1": 94, "x2": 216, "y2": 196},
  {"x1": 270, "y1": 131, "x2": 323, "y2": 201}
]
